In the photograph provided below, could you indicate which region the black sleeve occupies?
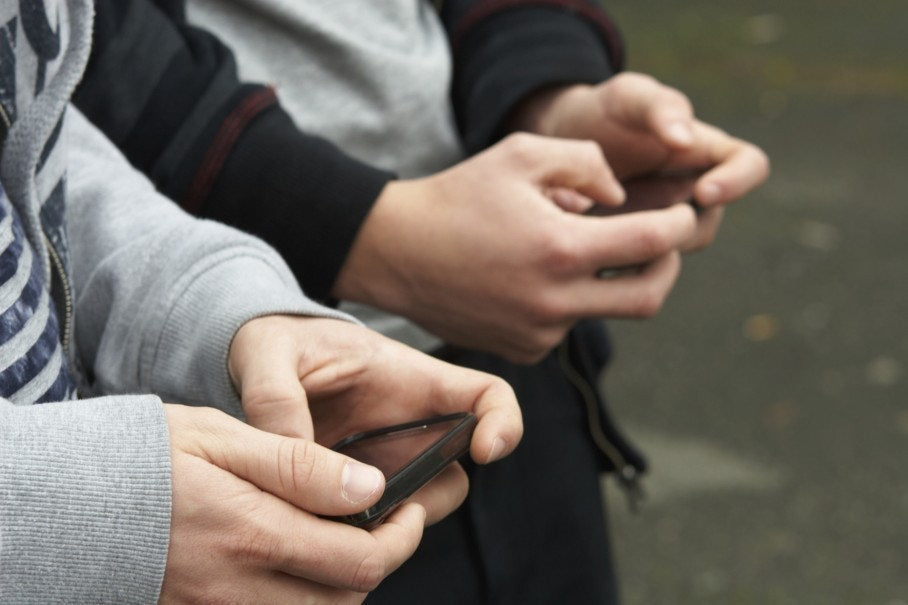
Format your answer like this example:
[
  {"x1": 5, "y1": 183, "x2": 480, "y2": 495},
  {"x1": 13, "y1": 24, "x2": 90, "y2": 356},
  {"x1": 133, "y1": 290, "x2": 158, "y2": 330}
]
[
  {"x1": 73, "y1": 0, "x2": 392, "y2": 303},
  {"x1": 440, "y1": 0, "x2": 625, "y2": 153}
]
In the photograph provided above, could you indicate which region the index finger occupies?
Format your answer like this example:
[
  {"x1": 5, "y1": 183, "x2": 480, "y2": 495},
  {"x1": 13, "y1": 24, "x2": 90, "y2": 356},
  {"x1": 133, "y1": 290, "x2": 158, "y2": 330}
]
[
  {"x1": 269, "y1": 500, "x2": 426, "y2": 593},
  {"x1": 694, "y1": 140, "x2": 770, "y2": 206},
  {"x1": 568, "y1": 202, "x2": 698, "y2": 273},
  {"x1": 422, "y1": 361, "x2": 524, "y2": 465},
  {"x1": 605, "y1": 72, "x2": 696, "y2": 148},
  {"x1": 669, "y1": 121, "x2": 770, "y2": 206},
  {"x1": 230, "y1": 316, "x2": 314, "y2": 439}
]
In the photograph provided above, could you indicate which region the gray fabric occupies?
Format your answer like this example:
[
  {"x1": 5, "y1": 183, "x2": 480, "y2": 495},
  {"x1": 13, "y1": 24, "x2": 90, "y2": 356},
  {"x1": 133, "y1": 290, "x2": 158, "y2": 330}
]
[
  {"x1": 66, "y1": 107, "x2": 354, "y2": 414},
  {"x1": 187, "y1": 0, "x2": 465, "y2": 351},
  {"x1": 0, "y1": 2, "x2": 172, "y2": 601},
  {"x1": 0, "y1": 396, "x2": 171, "y2": 604},
  {"x1": 0, "y1": 1, "x2": 359, "y2": 600}
]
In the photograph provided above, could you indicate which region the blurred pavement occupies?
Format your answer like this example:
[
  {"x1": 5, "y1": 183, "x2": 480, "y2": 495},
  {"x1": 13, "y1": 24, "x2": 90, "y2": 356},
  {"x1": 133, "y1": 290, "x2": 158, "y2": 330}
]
[{"x1": 597, "y1": 2, "x2": 908, "y2": 603}]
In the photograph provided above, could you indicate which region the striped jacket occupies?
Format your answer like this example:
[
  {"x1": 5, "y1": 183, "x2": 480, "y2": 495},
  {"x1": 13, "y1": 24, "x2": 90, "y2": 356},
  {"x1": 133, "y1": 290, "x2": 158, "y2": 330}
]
[{"x1": 0, "y1": 1, "x2": 348, "y2": 600}]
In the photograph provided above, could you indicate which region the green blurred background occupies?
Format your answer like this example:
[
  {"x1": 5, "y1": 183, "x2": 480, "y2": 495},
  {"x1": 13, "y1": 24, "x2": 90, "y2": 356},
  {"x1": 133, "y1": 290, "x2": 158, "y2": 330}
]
[{"x1": 598, "y1": 2, "x2": 908, "y2": 603}]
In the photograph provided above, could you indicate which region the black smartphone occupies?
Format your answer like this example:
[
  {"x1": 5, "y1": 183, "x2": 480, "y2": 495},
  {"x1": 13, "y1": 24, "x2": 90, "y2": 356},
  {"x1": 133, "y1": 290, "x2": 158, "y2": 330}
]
[{"x1": 329, "y1": 412, "x2": 477, "y2": 529}]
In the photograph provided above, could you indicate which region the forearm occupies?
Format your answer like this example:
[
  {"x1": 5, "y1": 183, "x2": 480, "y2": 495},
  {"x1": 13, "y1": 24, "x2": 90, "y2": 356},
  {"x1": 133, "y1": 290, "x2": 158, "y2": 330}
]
[
  {"x1": 0, "y1": 395, "x2": 170, "y2": 603},
  {"x1": 440, "y1": 0, "x2": 624, "y2": 151},
  {"x1": 74, "y1": 0, "x2": 392, "y2": 302}
]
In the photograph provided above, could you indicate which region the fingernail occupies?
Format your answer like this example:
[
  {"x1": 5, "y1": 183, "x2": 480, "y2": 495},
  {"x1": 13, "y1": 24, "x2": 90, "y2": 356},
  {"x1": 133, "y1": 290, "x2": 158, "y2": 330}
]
[
  {"x1": 665, "y1": 122, "x2": 693, "y2": 146},
  {"x1": 342, "y1": 461, "x2": 383, "y2": 503},
  {"x1": 486, "y1": 437, "x2": 506, "y2": 463}
]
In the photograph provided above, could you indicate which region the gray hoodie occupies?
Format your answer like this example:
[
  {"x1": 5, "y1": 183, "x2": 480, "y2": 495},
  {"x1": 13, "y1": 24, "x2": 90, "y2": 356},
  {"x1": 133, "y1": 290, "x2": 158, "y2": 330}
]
[{"x1": 0, "y1": 1, "x2": 350, "y2": 601}]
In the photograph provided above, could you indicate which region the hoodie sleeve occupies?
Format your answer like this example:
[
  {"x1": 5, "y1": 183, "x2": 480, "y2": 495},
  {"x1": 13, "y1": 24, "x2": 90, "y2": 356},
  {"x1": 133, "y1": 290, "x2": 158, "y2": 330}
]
[
  {"x1": 0, "y1": 394, "x2": 172, "y2": 603},
  {"x1": 0, "y1": 100, "x2": 362, "y2": 605},
  {"x1": 72, "y1": 0, "x2": 392, "y2": 303},
  {"x1": 439, "y1": 0, "x2": 625, "y2": 152},
  {"x1": 64, "y1": 107, "x2": 355, "y2": 416}
]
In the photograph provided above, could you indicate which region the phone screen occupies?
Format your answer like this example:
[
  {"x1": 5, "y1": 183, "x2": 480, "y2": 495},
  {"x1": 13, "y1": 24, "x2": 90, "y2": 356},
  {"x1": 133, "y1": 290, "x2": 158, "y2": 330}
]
[
  {"x1": 335, "y1": 415, "x2": 468, "y2": 478},
  {"x1": 330, "y1": 413, "x2": 477, "y2": 527}
]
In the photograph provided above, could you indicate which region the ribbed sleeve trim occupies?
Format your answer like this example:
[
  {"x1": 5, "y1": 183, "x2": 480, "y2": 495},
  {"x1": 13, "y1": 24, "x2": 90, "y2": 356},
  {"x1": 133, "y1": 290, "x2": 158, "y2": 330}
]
[
  {"x1": 143, "y1": 240, "x2": 357, "y2": 418},
  {"x1": 449, "y1": 4, "x2": 622, "y2": 152},
  {"x1": 197, "y1": 103, "x2": 394, "y2": 303},
  {"x1": 449, "y1": 0, "x2": 624, "y2": 68},
  {"x1": 0, "y1": 396, "x2": 170, "y2": 603},
  {"x1": 180, "y1": 87, "x2": 279, "y2": 214}
]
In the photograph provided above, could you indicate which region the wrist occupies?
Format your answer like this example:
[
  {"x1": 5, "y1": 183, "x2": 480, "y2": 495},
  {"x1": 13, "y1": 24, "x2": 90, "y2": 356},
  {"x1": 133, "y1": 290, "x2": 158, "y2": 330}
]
[
  {"x1": 504, "y1": 83, "x2": 591, "y2": 136},
  {"x1": 330, "y1": 179, "x2": 423, "y2": 313}
]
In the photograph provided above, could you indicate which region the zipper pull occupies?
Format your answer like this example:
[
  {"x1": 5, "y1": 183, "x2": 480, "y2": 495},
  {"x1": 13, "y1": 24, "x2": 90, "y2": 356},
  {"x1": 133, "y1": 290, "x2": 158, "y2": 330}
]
[{"x1": 616, "y1": 464, "x2": 645, "y2": 514}]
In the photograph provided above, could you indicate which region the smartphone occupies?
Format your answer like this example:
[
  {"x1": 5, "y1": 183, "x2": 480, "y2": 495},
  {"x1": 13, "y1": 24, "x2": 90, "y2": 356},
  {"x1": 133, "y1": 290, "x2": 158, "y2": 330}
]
[{"x1": 329, "y1": 412, "x2": 477, "y2": 528}]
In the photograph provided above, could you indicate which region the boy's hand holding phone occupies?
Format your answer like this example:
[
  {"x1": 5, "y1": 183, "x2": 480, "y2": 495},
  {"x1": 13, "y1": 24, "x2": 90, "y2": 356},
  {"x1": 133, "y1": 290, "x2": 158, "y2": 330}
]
[
  {"x1": 228, "y1": 314, "x2": 523, "y2": 524},
  {"x1": 331, "y1": 412, "x2": 478, "y2": 528},
  {"x1": 162, "y1": 404, "x2": 427, "y2": 602}
]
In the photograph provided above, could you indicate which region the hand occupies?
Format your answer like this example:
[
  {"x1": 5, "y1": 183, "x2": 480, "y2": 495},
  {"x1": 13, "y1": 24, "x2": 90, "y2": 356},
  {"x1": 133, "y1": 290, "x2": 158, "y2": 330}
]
[
  {"x1": 508, "y1": 71, "x2": 770, "y2": 208},
  {"x1": 161, "y1": 404, "x2": 425, "y2": 604},
  {"x1": 332, "y1": 133, "x2": 699, "y2": 363},
  {"x1": 228, "y1": 316, "x2": 524, "y2": 521}
]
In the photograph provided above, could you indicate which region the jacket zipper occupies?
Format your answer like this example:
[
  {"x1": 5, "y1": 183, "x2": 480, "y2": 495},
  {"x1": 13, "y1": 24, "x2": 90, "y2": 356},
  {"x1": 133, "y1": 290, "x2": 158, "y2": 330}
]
[
  {"x1": 43, "y1": 234, "x2": 73, "y2": 351},
  {"x1": 556, "y1": 341, "x2": 645, "y2": 513}
]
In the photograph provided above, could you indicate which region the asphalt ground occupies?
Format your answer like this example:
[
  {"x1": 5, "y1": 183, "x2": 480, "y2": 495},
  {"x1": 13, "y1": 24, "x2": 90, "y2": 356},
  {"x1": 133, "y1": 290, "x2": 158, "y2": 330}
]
[{"x1": 596, "y1": 3, "x2": 908, "y2": 603}]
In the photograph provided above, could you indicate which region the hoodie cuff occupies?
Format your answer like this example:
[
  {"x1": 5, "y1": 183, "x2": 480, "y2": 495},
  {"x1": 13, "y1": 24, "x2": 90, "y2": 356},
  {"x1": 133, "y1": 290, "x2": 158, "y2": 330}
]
[{"x1": 451, "y1": 4, "x2": 623, "y2": 152}]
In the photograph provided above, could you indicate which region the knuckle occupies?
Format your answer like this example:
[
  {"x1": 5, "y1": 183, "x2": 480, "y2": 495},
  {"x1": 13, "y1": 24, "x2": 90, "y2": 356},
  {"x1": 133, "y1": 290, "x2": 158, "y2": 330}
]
[
  {"x1": 526, "y1": 290, "x2": 570, "y2": 325},
  {"x1": 489, "y1": 375, "x2": 516, "y2": 399},
  {"x1": 350, "y1": 550, "x2": 386, "y2": 593},
  {"x1": 501, "y1": 131, "x2": 540, "y2": 164},
  {"x1": 733, "y1": 140, "x2": 770, "y2": 180},
  {"x1": 182, "y1": 406, "x2": 230, "y2": 438},
  {"x1": 537, "y1": 227, "x2": 583, "y2": 275},
  {"x1": 753, "y1": 145, "x2": 772, "y2": 175},
  {"x1": 615, "y1": 71, "x2": 654, "y2": 89},
  {"x1": 635, "y1": 289, "x2": 666, "y2": 317},
  {"x1": 668, "y1": 88, "x2": 694, "y2": 115},
  {"x1": 627, "y1": 282, "x2": 668, "y2": 318},
  {"x1": 632, "y1": 256, "x2": 681, "y2": 317},
  {"x1": 229, "y1": 510, "x2": 281, "y2": 566},
  {"x1": 635, "y1": 224, "x2": 673, "y2": 258},
  {"x1": 241, "y1": 380, "x2": 295, "y2": 414},
  {"x1": 281, "y1": 439, "x2": 321, "y2": 494},
  {"x1": 570, "y1": 139, "x2": 605, "y2": 171}
]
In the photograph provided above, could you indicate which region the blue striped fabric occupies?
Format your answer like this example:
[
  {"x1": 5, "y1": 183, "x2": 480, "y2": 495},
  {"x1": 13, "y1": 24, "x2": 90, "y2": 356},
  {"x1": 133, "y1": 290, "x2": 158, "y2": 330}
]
[{"x1": 0, "y1": 182, "x2": 75, "y2": 404}]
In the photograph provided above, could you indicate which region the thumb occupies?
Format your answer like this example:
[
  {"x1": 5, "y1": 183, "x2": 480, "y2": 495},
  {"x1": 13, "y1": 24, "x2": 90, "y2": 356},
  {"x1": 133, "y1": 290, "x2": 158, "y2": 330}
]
[
  {"x1": 635, "y1": 80, "x2": 696, "y2": 149},
  {"x1": 167, "y1": 404, "x2": 386, "y2": 516},
  {"x1": 604, "y1": 73, "x2": 695, "y2": 148},
  {"x1": 229, "y1": 316, "x2": 314, "y2": 439}
]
